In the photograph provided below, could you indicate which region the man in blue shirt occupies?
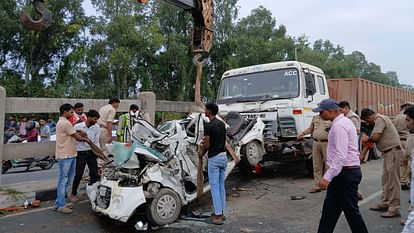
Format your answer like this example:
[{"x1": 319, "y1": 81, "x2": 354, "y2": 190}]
[{"x1": 39, "y1": 117, "x2": 51, "y2": 142}]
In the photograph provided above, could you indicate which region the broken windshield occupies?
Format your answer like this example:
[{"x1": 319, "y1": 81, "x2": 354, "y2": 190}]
[{"x1": 217, "y1": 68, "x2": 299, "y2": 104}]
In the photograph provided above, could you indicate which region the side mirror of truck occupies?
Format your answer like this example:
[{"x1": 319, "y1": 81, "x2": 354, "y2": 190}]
[{"x1": 305, "y1": 73, "x2": 316, "y2": 96}]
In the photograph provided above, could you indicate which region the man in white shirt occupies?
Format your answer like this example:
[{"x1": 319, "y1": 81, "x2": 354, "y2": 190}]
[{"x1": 70, "y1": 110, "x2": 101, "y2": 202}]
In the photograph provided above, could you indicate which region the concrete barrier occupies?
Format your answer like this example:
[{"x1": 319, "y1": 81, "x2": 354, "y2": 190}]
[{"x1": 0, "y1": 86, "x2": 194, "y2": 184}]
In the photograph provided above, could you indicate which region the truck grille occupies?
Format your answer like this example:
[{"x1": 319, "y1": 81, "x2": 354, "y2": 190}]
[
  {"x1": 279, "y1": 117, "x2": 297, "y2": 137},
  {"x1": 262, "y1": 120, "x2": 275, "y2": 139},
  {"x1": 96, "y1": 185, "x2": 111, "y2": 209}
]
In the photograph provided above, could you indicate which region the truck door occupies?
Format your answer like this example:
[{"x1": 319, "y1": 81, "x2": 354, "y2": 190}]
[{"x1": 303, "y1": 72, "x2": 318, "y2": 129}]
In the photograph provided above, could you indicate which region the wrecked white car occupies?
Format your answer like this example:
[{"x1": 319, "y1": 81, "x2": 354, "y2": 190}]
[{"x1": 86, "y1": 112, "x2": 265, "y2": 228}]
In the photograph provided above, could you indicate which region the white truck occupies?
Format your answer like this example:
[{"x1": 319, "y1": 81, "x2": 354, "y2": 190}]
[{"x1": 217, "y1": 61, "x2": 330, "y2": 173}]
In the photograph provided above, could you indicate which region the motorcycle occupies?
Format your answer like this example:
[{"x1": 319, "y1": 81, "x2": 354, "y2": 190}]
[
  {"x1": 86, "y1": 111, "x2": 265, "y2": 229},
  {"x1": 2, "y1": 156, "x2": 54, "y2": 174},
  {"x1": 1, "y1": 134, "x2": 54, "y2": 174}
]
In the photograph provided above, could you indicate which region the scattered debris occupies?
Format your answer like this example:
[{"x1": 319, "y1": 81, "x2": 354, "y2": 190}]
[
  {"x1": 238, "y1": 188, "x2": 254, "y2": 192},
  {"x1": 232, "y1": 193, "x2": 241, "y2": 198},
  {"x1": 240, "y1": 227, "x2": 256, "y2": 232},
  {"x1": 290, "y1": 195, "x2": 305, "y2": 200}
]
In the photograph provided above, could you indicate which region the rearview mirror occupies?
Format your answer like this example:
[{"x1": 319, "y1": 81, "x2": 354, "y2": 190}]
[{"x1": 305, "y1": 73, "x2": 316, "y2": 96}]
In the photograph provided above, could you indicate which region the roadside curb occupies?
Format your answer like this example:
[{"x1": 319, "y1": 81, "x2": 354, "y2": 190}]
[{"x1": 0, "y1": 182, "x2": 86, "y2": 209}]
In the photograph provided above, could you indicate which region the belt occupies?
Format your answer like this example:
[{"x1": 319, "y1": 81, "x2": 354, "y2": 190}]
[
  {"x1": 313, "y1": 138, "x2": 328, "y2": 142},
  {"x1": 342, "y1": 166, "x2": 360, "y2": 170},
  {"x1": 383, "y1": 145, "x2": 402, "y2": 154}
]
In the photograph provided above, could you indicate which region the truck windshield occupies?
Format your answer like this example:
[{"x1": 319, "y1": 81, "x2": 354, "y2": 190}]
[{"x1": 217, "y1": 68, "x2": 299, "y2": 104}]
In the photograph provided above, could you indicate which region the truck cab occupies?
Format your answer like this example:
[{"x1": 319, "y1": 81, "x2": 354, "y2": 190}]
[{"x1": 217, "y1": 61, "x2": 329, "y2": 167}]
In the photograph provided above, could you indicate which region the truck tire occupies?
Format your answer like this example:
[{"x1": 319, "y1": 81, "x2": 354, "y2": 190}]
[{"x1": 146, "y1": 188, "x2": 182, "y2": 226}]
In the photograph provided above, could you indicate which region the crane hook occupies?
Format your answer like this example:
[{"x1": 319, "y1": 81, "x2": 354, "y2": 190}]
[{"x1": 20, "y1": 0, "x2": 52, "y2": 31}]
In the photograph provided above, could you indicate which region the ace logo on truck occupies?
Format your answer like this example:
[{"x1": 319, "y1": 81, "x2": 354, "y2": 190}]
[{"x1": 284, "y1": 70, "x2": 297, "y2": 77}]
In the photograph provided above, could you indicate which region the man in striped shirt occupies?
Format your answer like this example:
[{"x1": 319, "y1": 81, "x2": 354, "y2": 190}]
[{"x1": 313, "y1": 99, "x2": 368, "y2": 233}]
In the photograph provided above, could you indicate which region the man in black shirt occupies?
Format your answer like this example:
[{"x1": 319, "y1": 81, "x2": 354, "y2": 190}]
[{"x1": 200, "y1": 102, "x2": 228, "y2": 225}]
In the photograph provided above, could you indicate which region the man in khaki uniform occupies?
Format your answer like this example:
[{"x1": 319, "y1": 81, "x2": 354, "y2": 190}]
[
  {"x1": 339, "y1": 101, "x2": 361, "y2": 134},
  {"x1": 394, "y1": 103, "x2": 411, "y2": 190},
  {"x1": 298, "y1": 115, "x2": 331, "y2": 193},
  {"x1": 361, "y1": 108, "x2": 403, "y2": 218},
  {"x1": 98, "y1": 98, "x2": 120, "y2": 160}
]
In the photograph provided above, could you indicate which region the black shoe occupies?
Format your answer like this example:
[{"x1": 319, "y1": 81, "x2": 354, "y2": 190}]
[{"x1": 402, "y1": 184, "x2": 410, "y2": 190}]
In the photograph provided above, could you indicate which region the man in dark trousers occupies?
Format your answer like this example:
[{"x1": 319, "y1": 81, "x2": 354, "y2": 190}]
[
  {"x1": 313, "y1": 99, "x2": 368, "y2": 233},
  {"x1": 70, "y1": 110, "x2": 101, "y2": 203},
  {"x1": 200, "y1": 102, "x2": 227, "y2": 225}
]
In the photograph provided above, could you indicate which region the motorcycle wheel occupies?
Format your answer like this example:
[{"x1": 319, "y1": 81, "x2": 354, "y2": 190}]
[
  {"x1": 146, "y1": 188, "x2": 182, "y2": 226},
  {"x1": 39, "y1": 159, "x2": 54, "y2": 170},
  {"x1": 2, "y1": 161, "x2": 11, "y2": 174}
]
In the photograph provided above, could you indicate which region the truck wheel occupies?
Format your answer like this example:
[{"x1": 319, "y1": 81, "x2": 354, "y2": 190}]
[
  {"x1": 147, "y1": 188, "x2": 182, "y2": 226},
  {"x1": 305, "y1": 158, "x2": 314, "y2": 178}
]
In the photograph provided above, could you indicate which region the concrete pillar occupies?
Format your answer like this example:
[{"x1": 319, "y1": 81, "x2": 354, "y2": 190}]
[
  {"x1": 138, "y1": 92, "x2": 156, "y2": 125},
  {"x1": 0, "y1": 86, "x2": 6, "y2": 186}
]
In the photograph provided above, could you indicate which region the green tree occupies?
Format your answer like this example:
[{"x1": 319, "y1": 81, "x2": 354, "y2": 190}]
[{"x1": 0, "y1": 0, "x2": 89, "y2": 97}]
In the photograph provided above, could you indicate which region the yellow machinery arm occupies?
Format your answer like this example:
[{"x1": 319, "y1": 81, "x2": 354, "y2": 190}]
[{"x1": 21, "y1": 0, "x2": 213, "y2": 54}]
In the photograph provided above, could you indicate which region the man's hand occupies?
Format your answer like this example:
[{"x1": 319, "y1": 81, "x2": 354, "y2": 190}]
[
  {"x1": 77, "y1": 130, "x2": 87, "y2": 138},
  {"x1": 297, "y1": 132, "x2": 305, "y2": 140},
  {"x1": 319, "y1": 178, "x2": 330, "y2": 190}
]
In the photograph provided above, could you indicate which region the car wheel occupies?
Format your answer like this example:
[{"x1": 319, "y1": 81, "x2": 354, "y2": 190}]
[
  {"x1": 147, "y1": 188, "x2": 182, "y2": 226},
  {"x1": 242, "y1": 141, "x2": 263, "y2": 167}
]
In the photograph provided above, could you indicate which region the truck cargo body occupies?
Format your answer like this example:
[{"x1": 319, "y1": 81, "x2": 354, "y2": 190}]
[{"x1": 328, "y1": 78, "x2": 414, "y2": 116}]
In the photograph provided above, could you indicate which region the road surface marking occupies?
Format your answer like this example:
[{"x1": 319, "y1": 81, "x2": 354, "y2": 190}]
[{"x1": 359, "y1": 190, "x2": 382, "y2": 206}]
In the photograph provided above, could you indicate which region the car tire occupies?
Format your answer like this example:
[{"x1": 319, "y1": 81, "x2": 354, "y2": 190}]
[
  {"x1": 147, "y1": 188, "x2": 182, "y2": 226},
  {"x1": 242, "y1": 141, "x2": 263, "y2": 166}
]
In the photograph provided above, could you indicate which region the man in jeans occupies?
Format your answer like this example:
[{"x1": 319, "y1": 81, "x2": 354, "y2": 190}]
[
  {"x1": 54, "y1": 104, "x2": 90, "y2": 214},
  {"x1": 70, "y1": 110, "x2": 100, "y2": 203},
  {"x1": 200, "y1": 102, "x2": 227, "y2": 225}
]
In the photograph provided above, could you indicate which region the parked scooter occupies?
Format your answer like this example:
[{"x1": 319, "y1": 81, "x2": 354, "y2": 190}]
[
  {"x1": 2, "y1": 157, "x2": 54, "y2": 174},
  {"x1": 1, "y1": 134, "x2": 54, "y2": 174}
]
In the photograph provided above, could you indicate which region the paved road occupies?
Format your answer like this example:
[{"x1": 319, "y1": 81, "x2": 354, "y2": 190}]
[
  {"x1": 1, "y1": 164, "x2": 58, "y2": 185},
  {"x1": 0, "y1": 159, "x2": 409, "y2": 233}
]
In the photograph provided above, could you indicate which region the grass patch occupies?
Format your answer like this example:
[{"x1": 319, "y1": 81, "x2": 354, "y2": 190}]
[{"x1": 0, "y1": 187, "x2": 23, "y2": 196}]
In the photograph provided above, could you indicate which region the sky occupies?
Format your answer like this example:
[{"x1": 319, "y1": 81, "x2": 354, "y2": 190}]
[
  {"x1": 83, "y1": 0, "x2": 414, "y2": 86},
  {"x1": 237, "y1": 0, "x2": 414, "y2": 86}
]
